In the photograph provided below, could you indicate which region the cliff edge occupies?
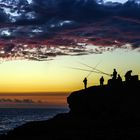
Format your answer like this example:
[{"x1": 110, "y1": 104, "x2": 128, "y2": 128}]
[{"x1": 67, "y1": 81, "x2": 140, "y2": 119}]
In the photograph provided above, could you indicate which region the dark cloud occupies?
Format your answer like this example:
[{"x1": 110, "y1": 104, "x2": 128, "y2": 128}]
[
  {"x1": 119, "y1": 0, "x2": 140, "y2": 20},
  {"x1": 0, "y1": 8, "x2": 9, "y2": 23},
  {"x1": 0, "y1": 0, "x2": 140, "y2": 60},
  {"x1": 0, "y1": 0, "x2": 140, "y2": 25}
]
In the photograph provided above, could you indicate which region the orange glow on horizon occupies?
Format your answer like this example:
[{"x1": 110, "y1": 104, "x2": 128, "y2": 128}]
[{"x1": 0, "y1": 49, "x2": 139, "y2": 107}]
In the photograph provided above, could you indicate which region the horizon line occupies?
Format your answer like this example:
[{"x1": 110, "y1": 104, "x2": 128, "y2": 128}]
[{"x1": 0, "y1": 92, "x2": 71, "y2": 96}]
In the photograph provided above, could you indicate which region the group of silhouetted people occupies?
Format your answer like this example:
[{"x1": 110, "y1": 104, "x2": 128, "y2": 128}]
[
  {"x1": 83, "y1": 69, "x2": 135, "y2": 89},
  {"x1": 112, "y1": 69, "x2": 122, "y2": 82},
  {"x1": 112, "y1": 69, "x2": 133, "y2": 82}
]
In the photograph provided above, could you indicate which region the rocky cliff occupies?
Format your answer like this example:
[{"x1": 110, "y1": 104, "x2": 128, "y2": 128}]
[{"x1": 67, "y1": 81, "x2": 140, "y2": 119}]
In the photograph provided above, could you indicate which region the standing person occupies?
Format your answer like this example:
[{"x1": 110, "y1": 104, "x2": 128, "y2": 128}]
[
  {"x1": 83, "y1": 77, "x2": 87, "y2": 89},
  {"x1": 112, "y1": 69, "x2": 117, "y2": 80},
  {"x1": 117, "y1": 74, "x2": 122, "y2": 84},
  {"x1": 100, "y1": 76, "x2": 104, "y2": 86}
]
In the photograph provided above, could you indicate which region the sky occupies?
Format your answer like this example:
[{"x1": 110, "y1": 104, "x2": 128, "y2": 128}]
[
  {"x1": 0, "y1": 0, "x2": 140, "y2": 108},
  {"x1": 104, "y1": 0, "x2": 128, "y2": 3}
]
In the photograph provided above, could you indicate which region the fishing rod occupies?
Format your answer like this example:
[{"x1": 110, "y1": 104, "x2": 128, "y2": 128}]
[
  {"x1": 86, "y1": 61, "x2": 102, "y2": 78},
  {"x1": 79, "y1": 62, "x2": 112, "y2": 77},
  {"x1": 66, "y1": 66, "x2": 112, "y2": 77},
  {"x1": 66, "y1": 66, "x2": 102, "y2": 74}
]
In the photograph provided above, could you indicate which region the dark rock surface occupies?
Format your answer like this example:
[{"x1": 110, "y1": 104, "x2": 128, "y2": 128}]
[
  {"x1": 1, "y1": 81, "x2": 140, "y2": 140},
  {"x1": 67, "y1": 81, "x2": 140, "y2": 118}
]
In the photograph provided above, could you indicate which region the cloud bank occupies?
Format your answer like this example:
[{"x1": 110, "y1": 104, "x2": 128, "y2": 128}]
[
  {"x1": 0, "y1": 98, "x2": 43, "y2": 104},
  {"x1": 0, "y1": 0, "x2": 140, "y2": 60}
]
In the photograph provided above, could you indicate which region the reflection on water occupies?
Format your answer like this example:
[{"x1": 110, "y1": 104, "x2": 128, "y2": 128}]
[{"x1": 0, "y1": 108, "x2": 68, "y2": 135}]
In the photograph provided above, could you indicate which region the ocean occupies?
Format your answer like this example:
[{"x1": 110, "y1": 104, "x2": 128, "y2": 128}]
[{"x1": 0, "y1": 108, "x2": 68, "y2": 135}]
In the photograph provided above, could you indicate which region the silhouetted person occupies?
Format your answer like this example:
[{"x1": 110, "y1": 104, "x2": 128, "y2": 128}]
[
  {"x1": 100, "y1": 76, "x2": 104, "y2": 86},
  {"x1": 117, "y1": 74, "x2": 122, "y2": 84},
  {"x1": 125, "y1": 70, "x2": 132, "y2": 82},
  {"x1": 112, "y1": 69, "x2": 117, "y2": 80},
  {"x1": 83, "y1": 77, "x2": 87, "y2": 89}
]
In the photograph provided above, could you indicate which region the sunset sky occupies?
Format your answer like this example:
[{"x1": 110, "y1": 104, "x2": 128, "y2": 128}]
[
  {"x1": 0, "y1": 48, "x2": 140, "y2": 93},
  {"x1": 0, "y1": 0, "x2": 139, "y2": 108}
]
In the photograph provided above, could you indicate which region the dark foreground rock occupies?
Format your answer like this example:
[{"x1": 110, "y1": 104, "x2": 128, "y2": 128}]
[
  {"x1": 1, "y1": 81, "x2": 140, "y2": 140},
  {"x1": 1, "y1": 113, "x2": 140, "y2": 140}
]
